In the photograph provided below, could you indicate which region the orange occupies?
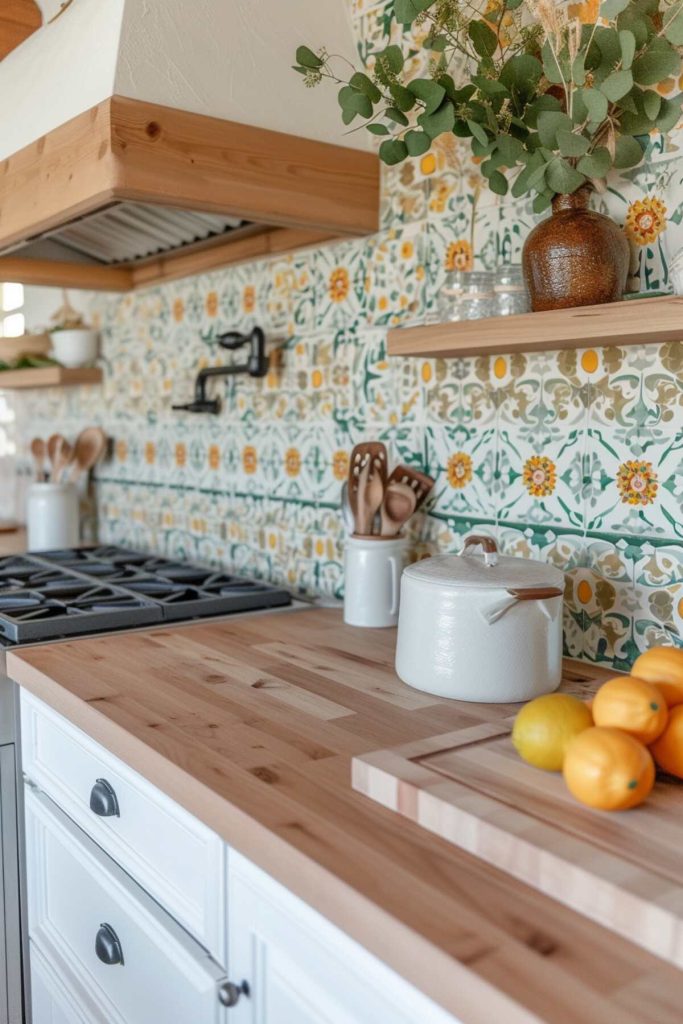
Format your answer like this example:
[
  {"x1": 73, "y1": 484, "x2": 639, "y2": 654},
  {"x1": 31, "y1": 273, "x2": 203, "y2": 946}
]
[
  {"x1": 591, "y1": 675, "x2": 668, "y2": 744},
  {"x1": 511, "y1": 693, "x2": 593, "y2": 771},
  {"x1": 650, "y1": 705, "x2": 683, "y2": 778},
  {"x1": 632, "y1": 646, "x2": 683, "y2": 707},
  {"x1": 563, "y1": 727, "x2": 655, "y2": 811}
]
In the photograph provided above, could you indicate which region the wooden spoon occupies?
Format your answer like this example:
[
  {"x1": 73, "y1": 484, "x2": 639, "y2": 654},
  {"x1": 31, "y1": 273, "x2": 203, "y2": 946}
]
[
  {"x1": 69, "y1": 427, "x2": 107, "y2": 483},
  {"x1": 30, "y1": 438, "x2": 47, "y2": 481},
  {"x1": 348, "y1": 442, "x2": 387, "y2": 534},
  {"x1": 47, "y1": 433, "x2": 71, "y2": 484},
  {"x1": 380, "y1": 481, "x2": 417, "y2": 536},
  {"x1": 386, "y1": 464, "x2": 435, "y2": 511}
]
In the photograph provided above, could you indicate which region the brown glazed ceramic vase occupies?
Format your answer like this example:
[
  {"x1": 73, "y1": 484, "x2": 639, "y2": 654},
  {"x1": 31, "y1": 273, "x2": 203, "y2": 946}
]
[{"x1": 522, "y1": 187, "x2": 630, "y2": 312}]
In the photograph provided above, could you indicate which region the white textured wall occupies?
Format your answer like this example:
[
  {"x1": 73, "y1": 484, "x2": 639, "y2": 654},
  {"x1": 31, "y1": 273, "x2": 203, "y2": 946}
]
[{"x1": 0, "y1": 0, "x2": 370, "y2": 160}]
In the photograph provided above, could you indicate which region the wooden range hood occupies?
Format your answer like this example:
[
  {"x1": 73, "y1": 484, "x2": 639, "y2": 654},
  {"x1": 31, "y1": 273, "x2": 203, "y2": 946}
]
[{"x1": 0, "y1": 0, "x2": 379, "y2": 292}]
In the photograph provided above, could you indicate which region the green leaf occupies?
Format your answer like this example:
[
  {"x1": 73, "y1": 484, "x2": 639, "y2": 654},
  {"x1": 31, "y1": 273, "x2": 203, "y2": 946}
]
[
  {"x1": 473, "y1": 75, "x2": 510, "y2": 97},
  {"x1": 573, "y1": 52, "x2": 586, "y2": 86},
  {"x1": 367, "y1": 123, "x2": 390, "y2": 136},
  {"x1": 338, "y1": 85, "x2": 373, "y2": 124},
  {"x1": 619, "y1": 29, "x2": 636, "y2": 70},
  {"x1": 632, "y1": 37, "x2": 681, "y2": 86},
  {"x1": 577, "y1": 146, "x2": 612, "y2": 177},
  {"x1": 418, "y1": 98, "x2": 455, "y2": 139},
  {"x1": 393, "y1": 0, "x2": 434, "y2": 24},
  {"x1": 542, "y1": 39, "x2": 568, "y2": 84},
  {"x1": 643, "y1": 90, "x2": 661, "y2": 120},
  {"x1": 592, "y1": 27, "x2": 621, "y2": 80},
  {"x1": 616, "y1": 9, "x2": 650, "y2": 47},
  {"x1": 528, "y1": 162, "x2": 549, "y2": 189},
  {"x1": 600, "y1": 0, "x2": 630, "y2": 18},
  {"x1": 389, "y1": 82, "x2": 416, "y2": 111},
  {"x1": 557, "y1": 129, "x2": 590, "y2": 157},
  {"x1": 613, "y1": 134, "x2": 645, "y2": 168},
  {"x1": 407, "y1": 79, "x2": 446, "y2": 114},
  {"x1": 424, "y1": 33, "x2": 448, "y2": 51},
  {"x1": 468, "y1": 20, "x2": 498, "y2": 59},
  {"x1": 385, "y1": 106, "x2": 409, "y2": 126},
  {"x1": 664, "y1": 5, "x2": 683, "y2": 45},
  {"x1": 467, "y1": 119, "x2": 489, "y2": 146},
  {"x1": 533, "y1": 191, "x2": 554, "y2": 214},
  {"x1": 499, "y1": 54, "x2": 543, "y2": 94},
  {"x1": 496, "y1": 134, "x2": 524, "y2": 164},
  {"x1": 350, "y1": 72, "x2": 382, "y2": 104},
  {"x1": 295, "y1": 46, "x2": 323, "y2": 69},
  {"x1": 526, "y1": 94, "x2": 562, "y2": 129},
  {"x1": 438, "y1": 76, "x2": 475, "y2": 105},
  {"x1": 379, "y1": 138, "x2": 409, "y2": 165},
  {"x1": 546, "y1": 158, "x2": 586, "y2": 194},
  {"x1": 374, "y1": 44, "x2": 404, "y2": 84},
  {"x1": 487, "y1": 169, "x2": 509, "y2": 196},
  {"x1": 511, "y1": 152, "x2": 545, "y2": 197},
  {"x1": 405, "y1": 129, "x2": 431, "y2": 156},
  {"x1": 582, "y1": 87, "x2": 609, "y2": 122},
  {"x1": 657, "y1": 94, "x2": 683, "y2": 132},
  {"x1": 600, "y1": 68, "x2": 633, "y2": 102},
  {"x1": 537, "y1": 110, "x2": 573, "y2": 148}
]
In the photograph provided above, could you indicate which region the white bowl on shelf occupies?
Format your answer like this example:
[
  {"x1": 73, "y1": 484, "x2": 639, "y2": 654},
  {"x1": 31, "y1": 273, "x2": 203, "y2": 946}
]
[{"x1": 50, "y1": 329, "x2": 99, "y2": 368}]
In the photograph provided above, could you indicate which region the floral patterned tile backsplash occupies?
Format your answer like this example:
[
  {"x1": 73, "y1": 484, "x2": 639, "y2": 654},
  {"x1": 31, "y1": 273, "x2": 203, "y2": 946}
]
[{"x1": 10, "y1": 0, "x2": 683, "y2": 670}]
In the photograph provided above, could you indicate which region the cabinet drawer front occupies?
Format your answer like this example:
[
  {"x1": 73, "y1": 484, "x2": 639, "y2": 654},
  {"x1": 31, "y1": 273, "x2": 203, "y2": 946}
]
[
  {"x1": 26, "y1": 788, "x2": 227, "y2": 1024},
  {"x1": 30, "y1": 941, "x2": 111, "y2": 1024},
  {"x1": 21, "y1": 691, "x2": 225, "y2": 961}
]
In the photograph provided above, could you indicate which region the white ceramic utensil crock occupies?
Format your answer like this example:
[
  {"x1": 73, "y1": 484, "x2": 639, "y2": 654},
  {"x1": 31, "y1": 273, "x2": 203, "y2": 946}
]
[
  {"x1": 395, "y1": 535, "x2": 564, "y2": 702},
  {"x1": 27, "y1": 482, "x2": 79, "y2": 550},
  {"x1": 344, "y1": 535, "x2": 408, "y2": 628}
]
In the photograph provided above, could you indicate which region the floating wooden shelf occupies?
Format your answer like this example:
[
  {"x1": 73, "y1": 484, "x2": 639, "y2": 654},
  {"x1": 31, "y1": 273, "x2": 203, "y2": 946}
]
[
  {"x1": 0, "y1": 367, "x2": 102, "y2": 390},
  {"x1": 388, "y1": 294, "x2": 683, "y2": 358}
]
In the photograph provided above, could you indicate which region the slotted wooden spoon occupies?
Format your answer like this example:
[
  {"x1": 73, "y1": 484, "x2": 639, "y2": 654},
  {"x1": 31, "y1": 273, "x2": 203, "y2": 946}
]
[{"x1": 347, "y1": 442, "x2": 387, "y2": 534}]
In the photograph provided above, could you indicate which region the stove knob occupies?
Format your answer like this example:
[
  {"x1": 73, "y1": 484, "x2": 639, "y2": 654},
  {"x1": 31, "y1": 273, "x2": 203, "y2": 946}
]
[{"x1": 90, "y1": 778, "x2": 120, "y2": 817}]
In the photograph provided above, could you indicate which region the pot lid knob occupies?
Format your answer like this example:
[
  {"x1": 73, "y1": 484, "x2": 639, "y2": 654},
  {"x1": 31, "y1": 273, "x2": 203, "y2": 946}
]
[{"x1": 459, "y1": 534, "x2": 498, "y2": 567}]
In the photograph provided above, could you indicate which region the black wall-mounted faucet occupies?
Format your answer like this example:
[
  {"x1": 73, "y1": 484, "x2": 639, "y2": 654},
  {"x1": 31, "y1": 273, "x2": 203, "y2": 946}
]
[{"x1": 172, "y1": 327, "x2": 268, "y2": 414}]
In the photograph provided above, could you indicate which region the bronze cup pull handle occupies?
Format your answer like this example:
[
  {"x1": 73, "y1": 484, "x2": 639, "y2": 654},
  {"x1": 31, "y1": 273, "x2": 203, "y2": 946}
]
[{"x1": 508, "y1": 587, "x2": 564, "y2": 601}]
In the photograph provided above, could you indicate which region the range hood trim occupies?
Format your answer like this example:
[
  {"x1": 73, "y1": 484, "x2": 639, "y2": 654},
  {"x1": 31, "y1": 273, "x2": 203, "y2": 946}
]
[{"x1": 0, "y1": 94, "x2": 379, "y2": 262}]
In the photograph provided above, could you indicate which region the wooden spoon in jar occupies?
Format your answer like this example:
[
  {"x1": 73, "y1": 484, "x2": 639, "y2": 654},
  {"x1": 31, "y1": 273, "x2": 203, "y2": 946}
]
[
  {"x1": 30, "y1": 438, "x2": 47, "y2": 482},
  {"x1": 380, "y1": 481, "x2": 417, "y2": 537},
  {"x1": 47, "y1": 433, "x2": 72, "y2": 484},
  {"x1": 69, "y1": 427, "x2": 107, "y2": 484}
]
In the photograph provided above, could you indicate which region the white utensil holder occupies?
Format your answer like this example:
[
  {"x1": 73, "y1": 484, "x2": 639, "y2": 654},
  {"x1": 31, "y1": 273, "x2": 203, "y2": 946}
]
[
  {"x1": 343, "y1": 535, "x2": 408, "y2": 628},
  {"x1": 27, "y1": 483, "x2": 79, "y2": 551}
]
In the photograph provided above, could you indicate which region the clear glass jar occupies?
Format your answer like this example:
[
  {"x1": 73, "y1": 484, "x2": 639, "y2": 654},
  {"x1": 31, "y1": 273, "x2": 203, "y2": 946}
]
[
  {"x1": 436, "y1": 270, "x2": 466, "y2": 323},
  {"x1": 458, "y1": 271, "x2": 496, "y2": 320},
  {"x1": 494, "y1": 265, "x2": 530, "y2": 316}
]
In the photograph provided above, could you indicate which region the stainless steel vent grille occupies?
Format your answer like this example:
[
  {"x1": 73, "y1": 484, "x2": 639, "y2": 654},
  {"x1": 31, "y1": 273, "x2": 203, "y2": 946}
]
[{"x1": 11, "y1": 203, "x2": 251, "y2": 266}]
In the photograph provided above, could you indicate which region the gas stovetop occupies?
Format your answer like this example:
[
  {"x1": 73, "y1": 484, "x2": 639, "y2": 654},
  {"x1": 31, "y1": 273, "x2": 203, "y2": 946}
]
[{"x1": 0, "y1": 546, "x2": 292, "y2": 647}]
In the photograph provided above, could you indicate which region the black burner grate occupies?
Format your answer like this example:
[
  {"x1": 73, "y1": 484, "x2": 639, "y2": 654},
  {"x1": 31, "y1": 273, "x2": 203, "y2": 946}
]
[{"x1": 0, "y1": 548, "x2": 291, "y2": 645}]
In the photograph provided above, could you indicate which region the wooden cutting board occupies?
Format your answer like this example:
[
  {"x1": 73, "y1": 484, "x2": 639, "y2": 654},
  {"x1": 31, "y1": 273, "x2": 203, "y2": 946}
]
[{"x1": 353, "y1": 665, "x2": 683, "y2": 970}]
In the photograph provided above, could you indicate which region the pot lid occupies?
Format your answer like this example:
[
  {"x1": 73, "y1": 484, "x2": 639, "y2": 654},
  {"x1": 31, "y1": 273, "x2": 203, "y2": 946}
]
[{"x1": 404, "y1": 537, "x2": 564, "y2": 592}]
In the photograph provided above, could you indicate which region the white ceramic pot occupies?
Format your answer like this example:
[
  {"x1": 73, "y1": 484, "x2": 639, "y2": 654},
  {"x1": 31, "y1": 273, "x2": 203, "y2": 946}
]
[
  {"x1": 344, "y1": 535, "x2": 408, "y2": 628},
  {"x1": 27, "y1": 483, "x2": 79, "y2": 551},
  {"x1": 395, "y1": 535, "x2": 564, "y2": 703},
  {"x1": 50, "y1": 329, "x2": 99, "y2": 368}
]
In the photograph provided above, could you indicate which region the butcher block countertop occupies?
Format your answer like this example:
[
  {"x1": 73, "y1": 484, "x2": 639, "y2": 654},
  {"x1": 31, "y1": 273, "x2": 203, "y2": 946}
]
[{"x1": 8, "y1": 608, "x2": 683, "y2": 1024}]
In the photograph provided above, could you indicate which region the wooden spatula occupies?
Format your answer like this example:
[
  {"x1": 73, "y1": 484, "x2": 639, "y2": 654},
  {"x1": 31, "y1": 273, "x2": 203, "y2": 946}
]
[
  {"x1": 386, "y1": 464, "x2": 434, "y2": 511},
  {"x1": 348, "y1": 442, "x2": 387, "y2": 534}
]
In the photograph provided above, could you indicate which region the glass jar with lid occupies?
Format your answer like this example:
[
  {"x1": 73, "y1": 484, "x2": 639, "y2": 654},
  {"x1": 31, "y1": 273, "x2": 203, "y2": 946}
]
[
  {"x1": 458, "y1": 271, "x2": 496, "y2": 320},
  {"x1": 494, "y1": 265, "x2": 530, "y2": 316}
]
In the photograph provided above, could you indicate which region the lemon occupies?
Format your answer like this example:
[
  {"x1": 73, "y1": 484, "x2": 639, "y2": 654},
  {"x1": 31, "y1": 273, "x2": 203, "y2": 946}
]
[{"x1": 512, "y1": 693, "x2": 593, "y2": 771}]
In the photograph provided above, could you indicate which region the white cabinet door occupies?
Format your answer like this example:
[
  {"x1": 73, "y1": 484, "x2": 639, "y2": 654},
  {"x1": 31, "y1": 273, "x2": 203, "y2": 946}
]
[
  {"x1": 25, "y1": 787, "x2": 229, "y2": 1024},
  {"x1": 29, "y1": 941, "x2": 108, "y2": 1024},
  {"x1": 227, "y1": 852, "x2": 460, "y2": 1024},
  {"x1": 21, "y1": 691, "x2": 226, "y2": 963}
]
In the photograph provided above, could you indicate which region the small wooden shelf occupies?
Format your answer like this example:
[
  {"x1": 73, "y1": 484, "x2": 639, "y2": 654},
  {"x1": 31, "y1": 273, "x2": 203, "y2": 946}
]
[
  {"x1": 388, "y1": 294, "x2": 683, "y2": 358},
  {"x1": 0, "y1": 367, "x2": 102, "y2": 390}
]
